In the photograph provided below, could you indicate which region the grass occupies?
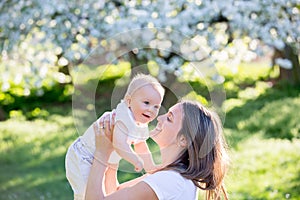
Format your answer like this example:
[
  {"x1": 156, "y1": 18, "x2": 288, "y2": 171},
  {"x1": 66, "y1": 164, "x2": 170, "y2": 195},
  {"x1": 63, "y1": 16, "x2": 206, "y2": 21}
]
[
  {"x1": 227, "y1": 136, "x2": 300, "y2": 199},
  {"x1": 0, "y1": 62, "x2": 300, "y2": 199},
  {"x1": 0, "y1": 106, "x2": 76, "y2": 200}
]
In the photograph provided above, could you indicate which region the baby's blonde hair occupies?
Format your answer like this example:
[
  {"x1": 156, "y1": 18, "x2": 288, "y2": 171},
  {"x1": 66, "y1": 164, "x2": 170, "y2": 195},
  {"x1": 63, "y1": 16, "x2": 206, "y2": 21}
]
[{"x1": 125, "y1": 74, "x2": 165, "y2": 98}]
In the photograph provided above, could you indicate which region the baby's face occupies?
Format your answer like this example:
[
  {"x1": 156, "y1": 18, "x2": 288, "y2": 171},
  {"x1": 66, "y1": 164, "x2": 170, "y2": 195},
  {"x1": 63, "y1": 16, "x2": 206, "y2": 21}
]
[{"x1": 127, "y1": 84, "x2": 163, "y2": 124}]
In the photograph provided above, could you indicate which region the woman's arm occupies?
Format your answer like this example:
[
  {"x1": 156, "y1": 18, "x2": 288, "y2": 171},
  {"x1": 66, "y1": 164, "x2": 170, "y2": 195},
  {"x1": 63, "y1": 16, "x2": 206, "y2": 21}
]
[
  {"x1": 86, "y1": 152, "x2": 157, "y2": 200},
  {"x1": 104, "y1": 166, "x2": 119, "y2": 195},
  {"x1": 85, "y1": 151, "x2": 109, "y2": 200},
  {"x1": 85, "y1": 113, "x2": 158, "y2": 200},
  {"x1": 87, "y1": 161, "x2": 158, "y2": 200}
]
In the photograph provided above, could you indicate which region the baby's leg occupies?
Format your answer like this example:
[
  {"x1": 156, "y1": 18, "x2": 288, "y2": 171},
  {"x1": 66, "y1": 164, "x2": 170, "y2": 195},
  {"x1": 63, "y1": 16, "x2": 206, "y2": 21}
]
[{"x1": 65, "y1": 138, "x2": 94, "y2": 200}]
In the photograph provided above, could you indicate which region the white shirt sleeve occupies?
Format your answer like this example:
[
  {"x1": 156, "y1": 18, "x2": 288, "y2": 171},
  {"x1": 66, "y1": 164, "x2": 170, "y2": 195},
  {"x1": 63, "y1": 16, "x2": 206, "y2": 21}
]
[{"x1": 143, "y1": 170, "x2": 197, "y2": 200}]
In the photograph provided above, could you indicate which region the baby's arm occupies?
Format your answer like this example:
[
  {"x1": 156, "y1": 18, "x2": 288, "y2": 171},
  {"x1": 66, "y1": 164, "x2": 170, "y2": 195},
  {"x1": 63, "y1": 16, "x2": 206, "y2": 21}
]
[
  {"x1": 134, "y1": 141, "x2": 157, "y2": 173},
  {"x1": 113, "y1": 122, "x2": 144, "y2": 172}
]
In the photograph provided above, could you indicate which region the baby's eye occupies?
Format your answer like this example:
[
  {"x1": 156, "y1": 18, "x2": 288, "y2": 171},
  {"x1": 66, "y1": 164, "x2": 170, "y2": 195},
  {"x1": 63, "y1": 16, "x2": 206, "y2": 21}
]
[
  {"x1": 154, "y1": 105, "x2": 160, "y2": 109},
  {"x1": 144, "y1": 101, "x2": 149, "y2": 105}
]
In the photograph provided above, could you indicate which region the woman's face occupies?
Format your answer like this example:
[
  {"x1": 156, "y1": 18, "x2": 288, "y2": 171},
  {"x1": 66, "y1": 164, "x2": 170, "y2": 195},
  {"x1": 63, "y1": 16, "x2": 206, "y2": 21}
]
[{"x1": 152, "y1": 103, "x2": 183, "y2": 148}]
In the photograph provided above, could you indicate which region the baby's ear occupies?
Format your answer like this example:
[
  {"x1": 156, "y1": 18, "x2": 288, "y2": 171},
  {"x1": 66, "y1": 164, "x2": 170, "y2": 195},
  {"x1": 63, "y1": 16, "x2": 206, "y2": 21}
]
[{"x1": 124, "y1": 94, "x2": 131, "y2": 106}]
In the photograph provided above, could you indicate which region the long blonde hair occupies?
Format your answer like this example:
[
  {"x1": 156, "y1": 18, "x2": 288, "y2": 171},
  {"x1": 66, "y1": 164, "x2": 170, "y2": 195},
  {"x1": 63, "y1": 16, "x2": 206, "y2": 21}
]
[{"x1": 165, "y1": 100, "x2": 229, "y2": 200}]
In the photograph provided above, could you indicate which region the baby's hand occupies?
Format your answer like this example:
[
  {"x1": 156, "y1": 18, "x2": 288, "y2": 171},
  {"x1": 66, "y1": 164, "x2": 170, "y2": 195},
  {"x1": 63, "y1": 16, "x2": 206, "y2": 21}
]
[{"x1": 134, "y1": 158, "x2": 144, "y2": 172}]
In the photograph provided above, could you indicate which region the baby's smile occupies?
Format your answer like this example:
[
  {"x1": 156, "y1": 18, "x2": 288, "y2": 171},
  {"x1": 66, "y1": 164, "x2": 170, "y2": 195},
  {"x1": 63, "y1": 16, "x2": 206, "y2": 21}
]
[{"x1": 142, "y1": 113, "x2": 151, "y2": 118}]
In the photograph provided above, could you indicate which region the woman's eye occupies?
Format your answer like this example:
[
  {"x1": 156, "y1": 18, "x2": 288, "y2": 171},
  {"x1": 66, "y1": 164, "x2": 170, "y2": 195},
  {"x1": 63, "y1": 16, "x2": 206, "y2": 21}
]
[{"x1": 167, "y1": 116, "x2": 172, "y2": 122}]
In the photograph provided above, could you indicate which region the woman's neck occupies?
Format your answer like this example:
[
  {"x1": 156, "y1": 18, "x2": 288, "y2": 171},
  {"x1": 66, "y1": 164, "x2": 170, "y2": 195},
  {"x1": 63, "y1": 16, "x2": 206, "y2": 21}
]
[{"x1": 159, "y1": 144, "x2": 182, "y2": 168}]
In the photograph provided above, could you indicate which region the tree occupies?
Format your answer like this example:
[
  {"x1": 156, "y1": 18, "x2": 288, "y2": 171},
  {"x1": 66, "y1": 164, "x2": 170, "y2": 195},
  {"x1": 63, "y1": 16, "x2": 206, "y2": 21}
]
[{"x1": 1, "y1": 0, "x2": 299, "y2": 93}]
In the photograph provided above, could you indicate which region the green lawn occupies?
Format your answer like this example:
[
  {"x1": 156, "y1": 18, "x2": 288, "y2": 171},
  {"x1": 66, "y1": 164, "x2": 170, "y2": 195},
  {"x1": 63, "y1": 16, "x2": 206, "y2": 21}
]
[
  {"x1": 0, "y1": 106, "x2": 75, "y2": 200},
  {"x1": 1, "y1": 63, "x2": 300, "y2": 199}
]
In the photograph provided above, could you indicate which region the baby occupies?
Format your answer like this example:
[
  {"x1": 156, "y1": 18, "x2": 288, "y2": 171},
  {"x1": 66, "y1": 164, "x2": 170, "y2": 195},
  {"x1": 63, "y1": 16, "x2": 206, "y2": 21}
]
[{"x1": 65, "y1": 74, "x2": 165, "y2": 200}]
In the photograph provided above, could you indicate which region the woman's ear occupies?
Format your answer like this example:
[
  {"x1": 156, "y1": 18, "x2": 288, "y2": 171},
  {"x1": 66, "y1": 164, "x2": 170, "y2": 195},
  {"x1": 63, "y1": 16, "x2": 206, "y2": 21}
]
[
  {"x1": 124, "y1": 94, "x2": 131, "y2": 106},
  {"x1": 178, "y1": 135, "x2": 187, "y2": 148}
]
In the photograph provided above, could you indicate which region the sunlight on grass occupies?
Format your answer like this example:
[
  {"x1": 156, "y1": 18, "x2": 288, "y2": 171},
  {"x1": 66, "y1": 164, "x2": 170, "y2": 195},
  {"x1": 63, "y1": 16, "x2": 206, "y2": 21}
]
[
  {"x1": 0, "y1": 112, "x2": 75, "y2": 199},
  {"x1": 238, "y1": 81, "x2": 272, "y2": 100},
  {"x1": 227, "y1": 135, "x2": 300, "y2": 199},
  {"x1": 239, "y1": 96, "x2": 300, "y2": 140},
  {"x1": 222, "y1": 98, "x2": 245, "y2": 113}
]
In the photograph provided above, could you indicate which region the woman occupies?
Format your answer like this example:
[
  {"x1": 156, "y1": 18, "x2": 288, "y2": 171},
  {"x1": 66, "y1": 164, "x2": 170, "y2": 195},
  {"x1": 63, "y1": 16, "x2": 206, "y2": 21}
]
[{"x1": 85, "y1": 100, "x2": 229, "y2": 200}]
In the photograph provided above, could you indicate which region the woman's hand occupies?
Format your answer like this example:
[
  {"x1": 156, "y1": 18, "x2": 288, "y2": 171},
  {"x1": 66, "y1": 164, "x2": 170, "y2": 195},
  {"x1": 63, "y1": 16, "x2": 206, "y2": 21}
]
[
  {"x1": 97, "y1": 110, "x2": 116, "y2": 140},
  {"x1": 93, "y1": 111, "x2": 116, "y2": 163}
]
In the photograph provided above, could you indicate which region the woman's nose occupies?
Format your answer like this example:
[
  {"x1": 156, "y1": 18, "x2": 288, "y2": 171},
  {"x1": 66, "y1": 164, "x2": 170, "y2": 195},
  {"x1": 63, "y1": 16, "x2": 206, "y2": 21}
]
[
  {"x1": 156, "y1": 115, "x2": 162, "y2": 122},
  {"x1": 157, "y1": 113, "x2": 167, "y2": 122}
]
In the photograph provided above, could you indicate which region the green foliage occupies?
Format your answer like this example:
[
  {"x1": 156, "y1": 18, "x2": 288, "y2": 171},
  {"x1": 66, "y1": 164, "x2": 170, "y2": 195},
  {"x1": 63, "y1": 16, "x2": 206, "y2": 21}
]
[
  {"x1": 184, "y1": 91, "x2": 209, "y2": 106},
  {"x1": 217, "y1": 61, "x2": 276, "y2": 98},
  {"x1": 0, "y1": 82, "x2": 72, "y2": 120}
]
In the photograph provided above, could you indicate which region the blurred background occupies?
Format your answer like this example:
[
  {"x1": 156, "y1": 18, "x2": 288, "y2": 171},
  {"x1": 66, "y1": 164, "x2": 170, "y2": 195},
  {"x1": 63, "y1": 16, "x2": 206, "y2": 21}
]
[{"x1": 0, "y1": 0, "x2": 299, "y2": 199}]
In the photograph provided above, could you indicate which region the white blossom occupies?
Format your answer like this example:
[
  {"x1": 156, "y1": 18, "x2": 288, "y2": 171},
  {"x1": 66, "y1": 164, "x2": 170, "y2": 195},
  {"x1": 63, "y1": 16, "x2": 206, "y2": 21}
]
[
  {"x1": 0, "y1": 0, "x2": 299, "y2": 90},
  {"x1": 275, "y1": 58, "x2": 293, "y2": 69}
]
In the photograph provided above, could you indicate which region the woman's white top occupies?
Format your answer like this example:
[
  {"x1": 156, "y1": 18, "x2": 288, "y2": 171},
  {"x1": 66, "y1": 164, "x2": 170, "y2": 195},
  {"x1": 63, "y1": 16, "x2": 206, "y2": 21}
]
[{"x1": 143, "y1": 170, "x2": 198, "y2": 200}]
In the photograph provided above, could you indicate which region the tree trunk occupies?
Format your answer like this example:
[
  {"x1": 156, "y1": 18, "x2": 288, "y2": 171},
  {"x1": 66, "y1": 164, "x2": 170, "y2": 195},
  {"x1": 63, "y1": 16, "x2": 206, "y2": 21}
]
[
  {"x1": 284, "y1": 45, "x2": 300, "y2": 85},
  {"x1": 128, "y1": 51, "x2": 149, "y2": 78},
  {"x1": 0, "y1": 107, "x2": 6, "y2": 121},
  {"x1": 162, "y1": 72, "x2": 179, "y2": 109},
  {"x1": 273, "y1": 45, "x2": 300, "y2": 85}
]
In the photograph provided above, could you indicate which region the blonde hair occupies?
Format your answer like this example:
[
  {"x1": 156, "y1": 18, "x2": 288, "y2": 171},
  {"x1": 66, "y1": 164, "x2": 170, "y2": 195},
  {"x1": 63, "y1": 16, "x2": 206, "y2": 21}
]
[
  {"x1": 125, "y1": 74, "x2": 165, "y2": 98},
  {"x1": 165, "y1": 100, "x2": 229, "y2": 200}
]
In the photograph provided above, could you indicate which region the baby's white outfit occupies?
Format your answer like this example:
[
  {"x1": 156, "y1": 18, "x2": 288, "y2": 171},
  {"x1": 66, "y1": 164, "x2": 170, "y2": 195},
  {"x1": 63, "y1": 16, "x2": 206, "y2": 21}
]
[{"x1": 65, "y1": 100, "x2": 149, "y2": 200}]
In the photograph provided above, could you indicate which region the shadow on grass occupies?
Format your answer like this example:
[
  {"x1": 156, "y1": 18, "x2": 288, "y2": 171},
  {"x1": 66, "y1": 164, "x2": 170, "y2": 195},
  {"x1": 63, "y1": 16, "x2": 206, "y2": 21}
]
[
  {"x1": 0, "y1": 145, "x2": 74, "y2": 200},
  {"x1": 0, "y1": 156, "x2": 73, "y2": 200},
  {"x1": 224, "y1": 83, "x2": 300, "y2": 148},
  {"x1": 0, "y1": 108, "x2": 77, "y2": 199}
]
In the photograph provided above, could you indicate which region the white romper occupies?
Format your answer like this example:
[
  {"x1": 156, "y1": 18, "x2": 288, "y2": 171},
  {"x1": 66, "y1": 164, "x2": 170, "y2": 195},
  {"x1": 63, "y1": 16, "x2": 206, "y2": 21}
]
[{"x1": 65, "y1": 100, "x2": 149, "y2": 200}]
